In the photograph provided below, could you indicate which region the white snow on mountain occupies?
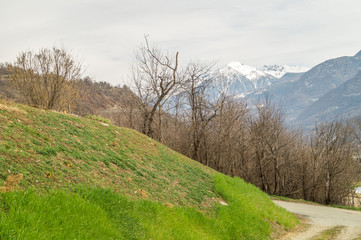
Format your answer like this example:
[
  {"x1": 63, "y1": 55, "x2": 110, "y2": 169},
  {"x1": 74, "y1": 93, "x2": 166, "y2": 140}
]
[
  {"x1": 207, "y1": 62, "x2": 309, "y2": 100},
  {"x1": 225, "y1": 62, "x2": 267, "y2": 80},
  {"x1": 212, "y1": 62, "x2": 275, "y2": 97},
  {"x1": 219, "y1": 62, "x2": 309, "y2": 80},
  {"x1": 260, "y1": 65, "x2": 310, "y2": 78}
]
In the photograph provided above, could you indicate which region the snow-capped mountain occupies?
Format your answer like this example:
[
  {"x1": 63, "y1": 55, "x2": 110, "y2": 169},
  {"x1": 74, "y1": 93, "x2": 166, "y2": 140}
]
[
  {"x1": 208, "y1": 62, "x2": 309, "y2": 98},
  {"x1": 241, "y1": 50, "x2": 361, "y2": 130},
  {"x1": 225, "y1": 62, "x2": 268, "y2": 81},
  {"x1": 209, "y1": 63, "x2": 275, "y2": 98},
  {"x1": 260, "y1": 65, "x2": 310, "y2": 78},
  {"x1": 177, "y1": 50, "x2": 361, "y2": 131}
]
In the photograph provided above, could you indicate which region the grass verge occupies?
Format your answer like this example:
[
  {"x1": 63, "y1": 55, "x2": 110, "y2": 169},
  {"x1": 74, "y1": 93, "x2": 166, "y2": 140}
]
[
  {"x1": 271, "y1": 195, "x2": 361, "y2": 212},
  {"x1": 0, "y1": 175, "x2": 298, "y2": 240}
]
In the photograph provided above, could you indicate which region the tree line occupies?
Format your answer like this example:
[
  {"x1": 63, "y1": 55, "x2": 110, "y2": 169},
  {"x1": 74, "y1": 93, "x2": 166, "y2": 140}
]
[{"x1": 4, "y1": 41, "x2": 361, "y2": 206}]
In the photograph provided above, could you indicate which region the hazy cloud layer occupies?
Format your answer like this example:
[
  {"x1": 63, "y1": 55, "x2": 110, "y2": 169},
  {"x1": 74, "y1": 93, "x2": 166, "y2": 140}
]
[{"x1": 1, "y1": 0, "x2": 361, "y2": 85}]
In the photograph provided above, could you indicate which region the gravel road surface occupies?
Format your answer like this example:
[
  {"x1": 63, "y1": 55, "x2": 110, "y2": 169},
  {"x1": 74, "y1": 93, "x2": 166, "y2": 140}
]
[{"x1": 273, "y1": 200, "x2": 361, "y2": 240}]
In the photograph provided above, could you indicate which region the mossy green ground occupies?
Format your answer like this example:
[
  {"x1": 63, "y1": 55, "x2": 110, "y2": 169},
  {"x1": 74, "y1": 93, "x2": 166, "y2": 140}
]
[{"x1": 0, "y1": 100, "x2": 298, "y2": 239}]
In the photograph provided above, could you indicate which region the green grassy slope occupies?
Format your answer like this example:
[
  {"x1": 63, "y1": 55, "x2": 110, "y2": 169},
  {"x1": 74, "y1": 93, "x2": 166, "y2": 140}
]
[{"x1": 0, "y1": 100, "x2": 298, "y2": 239}]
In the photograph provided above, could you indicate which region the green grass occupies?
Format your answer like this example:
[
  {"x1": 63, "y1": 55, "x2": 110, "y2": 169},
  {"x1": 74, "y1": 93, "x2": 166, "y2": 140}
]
[
  {"x1": 0, "y1": 176, "x2": 298, "y2": 240},
  {"x1": 0, "y1": 100, "x2": 299, "y2": 239},
  {"x1": 0, "y1": 189, "x2": 122, "y2": 240},
  {"x1": 330, "y1": 204, "x2": 361, "y2": 211},
  {"x1": 86, "y1": 114, "x2": 111, "y2": 124}
]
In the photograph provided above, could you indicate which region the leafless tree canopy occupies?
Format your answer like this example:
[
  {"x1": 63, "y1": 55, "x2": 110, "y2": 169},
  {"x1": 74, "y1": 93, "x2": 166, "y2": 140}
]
[
  {"x1": 130, "y1": 37, "x2": 182, "y2": 139},
  {"x1": 7, "y1": 47, "x2": 82, "y2": 112},
  {"x1": 307, "y1": 121, "x2": 359, "y2": 204}
]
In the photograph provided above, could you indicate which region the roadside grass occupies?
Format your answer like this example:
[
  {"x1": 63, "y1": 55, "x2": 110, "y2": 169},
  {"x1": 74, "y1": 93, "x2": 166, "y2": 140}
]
[
  {"x1": 271, "y1": 195, "x2": 361, "y2": 212},
  {"x1": 0, "y1": 175, "x2": 297, "y2": 240},
  {"x1": 271, "y1": 195, "x2": 321, "y2": 205},
  {"x1": 0, "y1": 189, "x2": 122, "y2": 240},
  {"x1": 309, "y1": 226, "x2": 344, "y2": 240},
  {"x1": 330, "y1": 204, "x2": 361, "y2": 211},
  {"x1": 0, "y1": 100, "x2": 299, "y2": 239},
  {"x1": 213, "y1": 175, "x2": 298, "y2": 239}
]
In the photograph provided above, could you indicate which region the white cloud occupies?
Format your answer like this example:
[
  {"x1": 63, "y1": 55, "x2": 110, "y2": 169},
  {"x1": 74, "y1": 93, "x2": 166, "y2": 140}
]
[{"x1": 1, "y1": 0, "x2": 361, "y2": 85}]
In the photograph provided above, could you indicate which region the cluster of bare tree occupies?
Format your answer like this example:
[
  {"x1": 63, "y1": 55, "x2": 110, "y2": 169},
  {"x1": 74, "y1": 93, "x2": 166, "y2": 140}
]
[
  {"x1": 244, "y1": 102, "x2": 360, "y2": 205},
  {"x1": 7, "y1": 47, "x2": 82, "y2": 112},
  {"x1": 124, "y1": 39, "x2": 360, "y2": 205}
]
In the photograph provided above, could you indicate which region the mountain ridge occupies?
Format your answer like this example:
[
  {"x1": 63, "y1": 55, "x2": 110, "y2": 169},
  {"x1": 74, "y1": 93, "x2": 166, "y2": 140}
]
[
  {"x1": 232, "y1": 51, "x2": 361, "y2": 127},
  {"x1": 296, "y1": 70, "x2": 361, "y2": 127},
  {"x1": 284, "y1": 52, "x2": 361, "y2": 125}
]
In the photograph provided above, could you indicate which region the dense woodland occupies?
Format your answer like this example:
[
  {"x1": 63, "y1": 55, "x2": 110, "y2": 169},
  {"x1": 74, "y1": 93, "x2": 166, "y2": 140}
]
[{"x1": 1, "y1": 43, "x2": 360, "y2": 206}]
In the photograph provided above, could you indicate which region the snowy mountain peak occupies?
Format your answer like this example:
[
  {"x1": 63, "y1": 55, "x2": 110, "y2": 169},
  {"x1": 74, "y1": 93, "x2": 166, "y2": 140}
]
[
  {"x1": 212, "y1": 62, "x2": 310, "y2": 99},
  {"x1": 222, "y1": 62, "x2": 309, "y2": 80},
  {"x1": 226, "y1": 62, "x2": 267, "y2": 80},
  {"x1": 260, "y1": 65, "x2": 310, "y2": 78}
]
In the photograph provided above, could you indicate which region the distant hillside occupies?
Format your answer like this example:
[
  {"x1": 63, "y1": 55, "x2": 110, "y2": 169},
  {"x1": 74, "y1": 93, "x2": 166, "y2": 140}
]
[
  {"x1": 234, "y1": 51, "x2": 361, "y2": 128},
  {"x1": 74, "y1": 77, "x2": 135, "y2": 116},
  {"x1": 282, "y1": 52, "x2": 361, "y2": 120},
  {"x1": 0, "y1": 100, "x2": 297, "y2": 239},
  {"x1": 297, "y1": 70, "x2": 361, "y2": 127},
  {"x1": 245, "y1": 72, "x2": 305, "y2": 105}
]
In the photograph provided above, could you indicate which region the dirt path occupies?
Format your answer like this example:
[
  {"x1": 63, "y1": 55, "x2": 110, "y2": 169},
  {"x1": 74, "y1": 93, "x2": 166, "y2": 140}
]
[{"x1": 273, "y1": 200, "x2": 361, "y2": 240}]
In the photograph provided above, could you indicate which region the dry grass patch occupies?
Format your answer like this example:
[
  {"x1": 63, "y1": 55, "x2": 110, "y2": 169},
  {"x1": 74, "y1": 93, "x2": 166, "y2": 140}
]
[
  {"x1": 0, "y1": 103, "x2": 27, "y2": 115},
  {"x1": 0, "y1": 174, "x2": 23, "y2": 192}
]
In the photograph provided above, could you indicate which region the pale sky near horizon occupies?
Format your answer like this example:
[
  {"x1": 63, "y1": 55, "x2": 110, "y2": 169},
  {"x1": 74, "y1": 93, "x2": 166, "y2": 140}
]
[{"x1": 1, "y1": 0, "x2": 361, "y2": 85}]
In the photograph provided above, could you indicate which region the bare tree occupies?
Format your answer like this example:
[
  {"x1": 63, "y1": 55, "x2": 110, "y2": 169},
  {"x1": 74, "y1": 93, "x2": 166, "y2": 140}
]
[
  {"x1": 130, "y1": 37, "x2": 182, "y2": 139},
  {"x1": 7, "y1": 47, "x2": 82, "y2": 112},
  {"x1": 248, "y1": 96, "x2": 298, "y2": 195},
  {"x1": 209, "y1": 97, "x2": 249, "y2": 176},
  {"x1": 181, "y1": 61, "x2": 217, "y2": 163},
  {"x1": 309, "y1": 120, "x2": 359, "y2": 204}
]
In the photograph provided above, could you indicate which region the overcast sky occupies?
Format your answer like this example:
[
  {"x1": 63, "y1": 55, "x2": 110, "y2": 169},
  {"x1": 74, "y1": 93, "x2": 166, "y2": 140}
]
[{"x1": 1, "y1": 0, "x2": 361, "y2": 85}]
